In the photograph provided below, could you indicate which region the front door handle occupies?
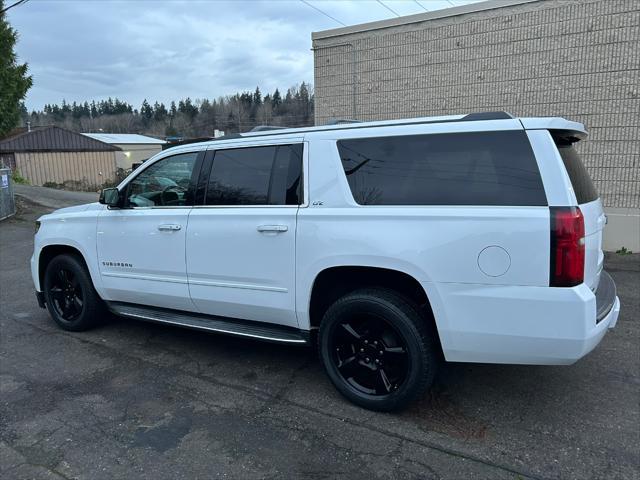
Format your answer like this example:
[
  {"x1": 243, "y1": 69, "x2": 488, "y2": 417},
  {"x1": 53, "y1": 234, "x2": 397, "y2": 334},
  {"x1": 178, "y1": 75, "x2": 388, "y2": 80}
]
[
  {"x1": 158, "y1": 224, "x2": 181, "y2": 231},
  {"x1": 257, "y1": 225, "x2": 288, "y2": 233}
]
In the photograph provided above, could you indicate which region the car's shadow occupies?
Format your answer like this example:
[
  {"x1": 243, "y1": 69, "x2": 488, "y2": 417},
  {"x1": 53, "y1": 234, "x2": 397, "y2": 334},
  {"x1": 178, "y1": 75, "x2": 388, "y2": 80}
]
[{"x1": 97, "y1": 313, "x2": 584, "y2": 442}]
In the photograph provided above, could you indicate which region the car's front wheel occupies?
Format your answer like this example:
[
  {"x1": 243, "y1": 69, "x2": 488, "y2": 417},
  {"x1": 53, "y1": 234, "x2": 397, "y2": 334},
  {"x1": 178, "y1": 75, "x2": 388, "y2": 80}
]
[
  {"x1": 318, "y1": 288, "x2": 438, "y2": 412},
  {"x1": 43, "y1": 254, "x2": 107, "y2": 331}
]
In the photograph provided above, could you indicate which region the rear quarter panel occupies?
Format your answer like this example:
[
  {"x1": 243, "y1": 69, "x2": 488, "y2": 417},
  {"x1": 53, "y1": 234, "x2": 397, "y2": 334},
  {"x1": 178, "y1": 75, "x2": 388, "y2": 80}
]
[{"x1": 296, "y1": 206, "x2": 551, "y2": 331}]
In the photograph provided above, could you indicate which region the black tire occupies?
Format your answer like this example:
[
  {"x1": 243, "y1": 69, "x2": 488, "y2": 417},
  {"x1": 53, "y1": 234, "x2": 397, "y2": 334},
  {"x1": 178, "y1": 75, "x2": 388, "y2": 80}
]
[
  {"x1": 43, "y1": 254, "x2": 107, "y2": 331},
  {"x1": 318, "y1": 288, "x2": 438, "y2": 412}
]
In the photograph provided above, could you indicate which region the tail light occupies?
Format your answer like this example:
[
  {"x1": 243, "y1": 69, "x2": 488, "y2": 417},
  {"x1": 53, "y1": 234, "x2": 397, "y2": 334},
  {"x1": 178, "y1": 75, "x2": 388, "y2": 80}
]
[{"x1": 550, "y1": 207, "x2": 585, "y2": 287}]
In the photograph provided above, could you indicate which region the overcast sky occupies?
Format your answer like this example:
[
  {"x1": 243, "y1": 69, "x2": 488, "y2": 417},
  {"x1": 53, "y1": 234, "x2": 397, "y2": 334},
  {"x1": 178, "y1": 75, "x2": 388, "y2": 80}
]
[{"x1": 8, "y1": 0, "x2": 480, "y2": 111}]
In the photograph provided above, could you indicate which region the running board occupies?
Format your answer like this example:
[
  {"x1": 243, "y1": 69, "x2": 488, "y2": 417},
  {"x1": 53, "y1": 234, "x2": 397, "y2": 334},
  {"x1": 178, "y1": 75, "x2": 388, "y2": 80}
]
[{"x1": 107, "y1": 302, "x2": 309, "y2": 344}]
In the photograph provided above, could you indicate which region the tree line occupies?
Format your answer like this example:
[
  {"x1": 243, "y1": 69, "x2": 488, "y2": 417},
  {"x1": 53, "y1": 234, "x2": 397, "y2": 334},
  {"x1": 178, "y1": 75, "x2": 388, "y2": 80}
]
[{"x1": 22, "y1": 83, "x2": 314, "y2": 138}]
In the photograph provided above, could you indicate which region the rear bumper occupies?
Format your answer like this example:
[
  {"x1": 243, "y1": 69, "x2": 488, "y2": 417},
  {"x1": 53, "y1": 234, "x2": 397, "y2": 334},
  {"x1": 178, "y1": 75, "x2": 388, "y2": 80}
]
[
  {"x1": 595, "y1": 271, "x2": 616, "y2": 324},
  {"x1": 428, "y1": 271, "x2": 620, "y2": 365}
]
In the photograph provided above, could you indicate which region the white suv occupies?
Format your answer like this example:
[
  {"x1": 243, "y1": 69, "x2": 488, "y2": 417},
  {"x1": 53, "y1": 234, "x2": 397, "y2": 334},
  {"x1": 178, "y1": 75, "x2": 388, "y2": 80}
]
[{"x1": 31, "y1": 112, "x2": 620, "y2": 411}]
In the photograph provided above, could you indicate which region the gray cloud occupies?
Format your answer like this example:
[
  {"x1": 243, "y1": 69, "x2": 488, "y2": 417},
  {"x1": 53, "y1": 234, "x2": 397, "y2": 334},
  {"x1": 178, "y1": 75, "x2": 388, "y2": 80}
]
[{"x1": 8, "y1": 0, "x2": 477, "y2": 110}]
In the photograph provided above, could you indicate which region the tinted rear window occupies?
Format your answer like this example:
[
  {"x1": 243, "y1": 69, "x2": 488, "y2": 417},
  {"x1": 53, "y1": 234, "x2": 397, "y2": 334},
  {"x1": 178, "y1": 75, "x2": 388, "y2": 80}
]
[
  {"x1": 556, "y1": 141, "x2": 598, "y2": 204},
  {"x1": 337, "y1": 131, "x2": 547, "y2": 206},
  {"x1": 205, "y1": 144, "x2": 302, "y2": 206}
]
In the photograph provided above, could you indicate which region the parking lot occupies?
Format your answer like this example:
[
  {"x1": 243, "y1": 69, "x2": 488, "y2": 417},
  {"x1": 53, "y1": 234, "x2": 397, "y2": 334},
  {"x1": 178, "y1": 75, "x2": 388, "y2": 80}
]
[{"x1": 1, "y1": 196, "x2": 638, "y2": 480}]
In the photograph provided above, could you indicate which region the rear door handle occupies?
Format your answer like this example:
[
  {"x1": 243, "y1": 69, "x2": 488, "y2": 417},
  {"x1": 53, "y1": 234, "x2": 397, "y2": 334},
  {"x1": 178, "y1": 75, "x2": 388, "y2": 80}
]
[
  {"x1": 257, "y1": 225, "x2": 288, "y2": 233},
  {"x1": 158, "y1": 224, "x2": 181, "y2": 231}
]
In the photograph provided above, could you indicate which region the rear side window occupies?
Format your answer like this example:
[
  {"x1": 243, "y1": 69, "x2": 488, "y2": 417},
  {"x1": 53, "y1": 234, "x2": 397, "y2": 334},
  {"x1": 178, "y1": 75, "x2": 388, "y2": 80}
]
[
  {"x1": 205, "y1": 144, "x2": 302, "y2": 206},
  {"x1": 556, "y1": 141, "x2": 598, "y2": 204},
  {"x1": 337, "y1": 131, "x2": 547, "y2": 206}
]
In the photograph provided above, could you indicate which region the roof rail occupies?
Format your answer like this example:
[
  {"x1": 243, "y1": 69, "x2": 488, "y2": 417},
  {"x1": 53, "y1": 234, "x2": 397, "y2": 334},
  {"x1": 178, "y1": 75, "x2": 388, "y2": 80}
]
[
  {"x1": 189, "y1": 111, "x2": 519, "y2": 146},
  {"x1": 209, "y1": 133, "x2": 242, "y2": 141},
  {"x1": 327, "y1": 118, "x2": 361, "y2": 125},
  {"x1": 462, "y1": 111, "x2": 514, "y2": 121},
  {"x1": 249, "y1": 125, "x2": 288, "y2": 132}
]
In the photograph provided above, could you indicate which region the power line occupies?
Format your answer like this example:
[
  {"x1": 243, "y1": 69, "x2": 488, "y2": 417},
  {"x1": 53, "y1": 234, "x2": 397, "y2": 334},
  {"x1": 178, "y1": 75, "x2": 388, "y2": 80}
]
[
  {"x1": 413, "y1": 0, "x2": 428, "y2": 12},
  {"x1": 300, "y1": 0, "x2": 346, "y2": 27},
  {"x1": 376, "y1": 0, "x2": 400, "y2": 17},
  {"x1": 1, "y1": 0, "x2": 30, "y2": 14}
]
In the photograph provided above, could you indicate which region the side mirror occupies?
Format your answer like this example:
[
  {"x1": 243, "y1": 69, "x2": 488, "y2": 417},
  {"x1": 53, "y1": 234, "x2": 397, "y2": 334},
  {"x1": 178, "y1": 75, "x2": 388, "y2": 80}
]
[{"x1": 99, "y1": 188, "x2": 121, "y2": 207}]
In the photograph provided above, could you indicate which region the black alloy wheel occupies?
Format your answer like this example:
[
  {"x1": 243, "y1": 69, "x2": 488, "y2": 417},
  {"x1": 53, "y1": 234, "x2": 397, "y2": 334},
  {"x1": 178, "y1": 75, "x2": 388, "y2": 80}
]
[
  {"x1": 48, "y1": 267, "x2": 84, "y2": 321},
  {"x1": 43, "y1": 254, "x2": 107, "y2": 331},
  {"x1": 330, "y1": 315, "x2": 409, "y2": 396},
  {"x1": 319, "y1": 288, "x2": 438, "y2": 411}
]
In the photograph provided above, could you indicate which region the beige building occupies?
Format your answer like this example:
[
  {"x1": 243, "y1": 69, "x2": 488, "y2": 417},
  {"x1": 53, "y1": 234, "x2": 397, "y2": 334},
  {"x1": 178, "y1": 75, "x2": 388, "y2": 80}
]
[
  {"x1": 312, "y1": 0, "x2": 639, "y2": 251},
  {"x1": 82, "y1": 133, "x2": 165, "y2": 170},
  {"x1": 0, "y1": 126, "x2": 118, "y2": 190}
]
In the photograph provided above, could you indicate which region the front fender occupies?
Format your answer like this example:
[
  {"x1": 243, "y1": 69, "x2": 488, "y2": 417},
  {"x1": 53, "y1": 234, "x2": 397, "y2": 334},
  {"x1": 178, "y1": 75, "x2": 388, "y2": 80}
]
[{"x1": 33, "y1": 212, "x2": 102, "y2": 295}]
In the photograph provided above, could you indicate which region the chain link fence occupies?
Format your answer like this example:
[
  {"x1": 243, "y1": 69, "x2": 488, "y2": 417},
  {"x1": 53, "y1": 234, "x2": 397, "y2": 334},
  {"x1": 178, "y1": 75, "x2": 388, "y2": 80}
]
[{"x1": 0, "y1": 168, "x2": 16, "y2": 221}]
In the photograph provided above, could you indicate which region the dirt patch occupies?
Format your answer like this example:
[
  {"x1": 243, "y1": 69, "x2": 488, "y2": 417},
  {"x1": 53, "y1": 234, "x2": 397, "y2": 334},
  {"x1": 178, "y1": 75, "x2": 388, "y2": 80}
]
[
  {"x1": 13, "y1": 195, "x2": 51, "y2": 219},
  {"x1": 402, "y1": 386, "x2": 488, "y2": 441},
  {"x1": 4, "y1": 196, "x2": 51, "y2": 225}
]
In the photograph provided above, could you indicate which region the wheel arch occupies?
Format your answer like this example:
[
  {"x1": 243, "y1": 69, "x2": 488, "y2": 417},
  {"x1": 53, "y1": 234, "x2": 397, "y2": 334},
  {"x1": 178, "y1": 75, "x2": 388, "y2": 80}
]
[
  {"x1": 38, "y1": 243, "x2": 100, "y2": 294},
  {"x1": 306, "y1": 265, "x2": 443, "y2": 353}
]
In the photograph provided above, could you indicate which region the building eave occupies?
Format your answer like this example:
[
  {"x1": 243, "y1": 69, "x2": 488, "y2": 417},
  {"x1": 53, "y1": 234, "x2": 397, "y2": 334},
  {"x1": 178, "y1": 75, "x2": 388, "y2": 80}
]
[{"x1": 311, "y1": 0, "x2": 541, "y2": 41}]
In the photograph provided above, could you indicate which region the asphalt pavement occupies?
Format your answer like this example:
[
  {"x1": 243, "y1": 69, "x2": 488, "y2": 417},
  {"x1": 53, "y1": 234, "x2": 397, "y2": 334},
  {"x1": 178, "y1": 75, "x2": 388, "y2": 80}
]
[{"x1": 0, "y1": 196, "x2": 638, "y2": 480}]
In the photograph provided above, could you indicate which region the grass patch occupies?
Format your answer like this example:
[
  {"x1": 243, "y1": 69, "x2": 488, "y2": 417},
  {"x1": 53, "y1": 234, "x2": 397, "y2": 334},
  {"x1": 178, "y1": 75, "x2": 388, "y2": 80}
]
[{"x1": 11, "y1": 169, "x2": 29, "y2": 185}]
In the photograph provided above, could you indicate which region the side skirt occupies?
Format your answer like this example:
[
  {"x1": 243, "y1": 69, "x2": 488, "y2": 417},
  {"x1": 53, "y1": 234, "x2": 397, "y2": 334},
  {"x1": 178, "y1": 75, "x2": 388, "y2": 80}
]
[{"x1": 107, "y1": 302, "x2": 309, "y2": 344}]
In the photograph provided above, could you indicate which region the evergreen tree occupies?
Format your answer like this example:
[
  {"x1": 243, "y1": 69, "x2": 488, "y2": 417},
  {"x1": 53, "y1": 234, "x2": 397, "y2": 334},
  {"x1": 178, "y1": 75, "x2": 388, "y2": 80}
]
[
  {"x1": 153, "y1": 101, "x2": 167, "y2": 122},
  {"x1": 199, "y1": 98, "x2": 211, "y2": 112},
  {"x1": 140, "y1": 99, "x2": 153, "y2": 123},
  {"x1": 51, "y1": 103, "x2": 63, "y2": 121},
  {"x1": 239, "y1": 92, "x2": 252, "y2": 110},
  {"x1": 272, "y1": 89, "x2": 282, "y2": 108},
  {"x1": 71, "y1": 101, "x2": 82, "y2": 119},
  {"x1": 0, "y1": 0, "x2": 32, "y2": 137},
  {"x1": 178, "y1": 97, "x2": 198, "y2": 119},
  {"x1": 253, "y1": 87, "x2": 262, "y2": 106},
  {"x1": 299, "y1": 82, "x2": 311, "y2": 121},
  {"x1": 105, "y1": 98, "x2": 115, "y2": 115}
]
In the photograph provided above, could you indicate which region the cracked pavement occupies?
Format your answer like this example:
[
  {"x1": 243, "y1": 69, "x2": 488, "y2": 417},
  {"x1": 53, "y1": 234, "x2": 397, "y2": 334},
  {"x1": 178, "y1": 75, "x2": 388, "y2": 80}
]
[{"x1": 1, "y1": 198, "x2": 638, "y2": 479}]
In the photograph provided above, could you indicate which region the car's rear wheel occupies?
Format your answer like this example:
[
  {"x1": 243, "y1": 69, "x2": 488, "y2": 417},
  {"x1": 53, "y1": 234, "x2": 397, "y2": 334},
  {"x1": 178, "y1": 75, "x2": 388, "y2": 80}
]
[
  {"x1": 43, "y1": 254, "x2": 107, "y2": 331},
  {"x1": 318, "y1": 288, "x2": 438, "y2": 411}
]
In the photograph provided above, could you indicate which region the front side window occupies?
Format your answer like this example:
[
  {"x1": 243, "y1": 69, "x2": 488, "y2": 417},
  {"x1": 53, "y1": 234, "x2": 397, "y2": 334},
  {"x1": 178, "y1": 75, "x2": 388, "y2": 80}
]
[
  {"x1": 126, "y1": 152, "x2": 198, "y2": 207},
  {"x1": 337, "y1": 131, "x2": 547, "y2": 206},
  {"x1": 205, "y1": 144, "x2": 302, "y2": 205}
]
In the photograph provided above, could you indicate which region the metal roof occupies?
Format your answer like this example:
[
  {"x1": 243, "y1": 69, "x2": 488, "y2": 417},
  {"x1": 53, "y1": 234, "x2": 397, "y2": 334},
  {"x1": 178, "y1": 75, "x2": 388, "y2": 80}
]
[
  {"x1": 0, "y1": 126, "x2": 120, "y2": 153},
  {"x1": 82, "y1": 133, "x2": 166, "y2": 145}
]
